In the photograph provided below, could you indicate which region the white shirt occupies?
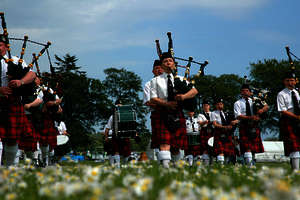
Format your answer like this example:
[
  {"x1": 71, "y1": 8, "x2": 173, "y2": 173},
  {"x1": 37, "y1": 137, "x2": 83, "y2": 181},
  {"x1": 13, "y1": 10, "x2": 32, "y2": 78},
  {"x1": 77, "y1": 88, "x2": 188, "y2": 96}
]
[
  {"x1": 143, "y1": 80, "x2": 151, "y2": 104},
  {"x1": 105, "y1": 115, "x2": 113, "y2": 138},
  {"x1": 150, "y1": 72, "x2": 186, "y2": 101},
  {"x1": 186, "y1": 115, "x2": 200, "y2": 133},
  {"x1": 1, "y1": 55, "x2": 29, "y2": 87},
  {"x1": 211, "y1": 110, "x2": 226, "y2": 125},
  {"x1": 42, "y1": 86, "x2": 59, "y2": 100},
  {"x1": 55, "y1": 121, "x2": 67, "y2": 135},
  {"x1": 198, "y1": 112, "x2": 213, "y2": 127},
  {"x1": 277, "y1": 88, "x2": 300, "y2": 113},
  {"x1": 36, "y1": 87, "x2": 44, "y2": 100},
  {"x1": 234, "y1": 98, "x2": 254, "y2": 118}
]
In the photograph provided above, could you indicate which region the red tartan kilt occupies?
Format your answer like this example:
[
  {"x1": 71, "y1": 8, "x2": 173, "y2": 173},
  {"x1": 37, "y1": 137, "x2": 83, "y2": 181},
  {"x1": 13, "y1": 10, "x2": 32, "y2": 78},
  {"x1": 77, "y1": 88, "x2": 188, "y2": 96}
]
[
  {"x1": 239, "y1": 122, "x2": 264, "y2": 154},
  {"x1": 185, "y1": 144, "x2": 201, "y2": 156},
  {"x1": 279, "y1": 116, "x2": 300, "y2": 156},
  {"x1": 112, "y1": 137, "x2": 131, "y2": 157},
  {"x1": 213, "y1": 129, "x2": 235, "y2": 156},
  {"x1": 199, "y1": 127, "x2": 214, "y2": 154},
  {"x1": 39, "y1": 114, "x2": 58, "y2": 149},
  {"x1": 152, "y1": 109, "x2": 187, "y2": 150},
  {"x1": 0, "y1": 96, "x2": 33, "y2": 141},
  {"x1": 150, "y1": 111, "x2": 160, "y2": 149},
  {"x1": 19, "y1": 114, "x2": 38, "y2": 151},
  {"x1": 104, "y1": 139, "x2": 113, "y2": 155}
]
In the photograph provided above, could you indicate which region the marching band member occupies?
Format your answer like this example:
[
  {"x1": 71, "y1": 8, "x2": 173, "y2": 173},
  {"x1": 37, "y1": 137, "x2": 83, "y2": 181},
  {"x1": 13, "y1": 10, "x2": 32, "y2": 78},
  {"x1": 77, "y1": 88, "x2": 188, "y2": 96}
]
[
  {"x1": 150, "y1": 52, "x2": 198, "y2": 168},
  {"x1": 198, "y1": 100, "x2": 214, "y2": 165},
  {"x1": 185, "y1": 111, "x2": 201, "y2": 166},
  {"x1": 39, "y1": 83, "x2": 61, "y2": 167},
  {"x1": 143, "y1": 59, "x2": 163, "y2": 161},
  {"x1": 54, "y1": 119, "x2": 69, "y2": 163},
  {"x1": 277, "y1": 72, "x2": 300, "y2": 170},
  {"x1": 0, "y1": 35, "x2": 36, "y2": 166},
  {"x1": 234, "y1": 84, "x2": 267, "y2": 166},
  {"x1": 19, "y1": 77, "x2": 44, "y2": 161},
  {"x1": 212, "y1": 98, "x2": 238, "y2": 165},
  {"x1": 104, "y1": 99, "x2": 132, "y2": 167},
  {"x1": 103, "y1": 119, "x2": 114, "y2": 165}
]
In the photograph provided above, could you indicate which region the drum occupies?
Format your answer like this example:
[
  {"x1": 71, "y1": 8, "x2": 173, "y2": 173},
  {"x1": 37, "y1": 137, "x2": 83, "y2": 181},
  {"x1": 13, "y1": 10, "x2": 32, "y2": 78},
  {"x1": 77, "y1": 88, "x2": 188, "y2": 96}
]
[
  {"x1": 187, "y1": 132, "x2": 200, "y2": 146},
  {"x1": 208, "y1": 137, "x2": 214, "y2": 147},
  {"x1": 57, "y1": 135, "x2": 69, "y2": 145},
  {"x1": 113, "y1": 105, "x2": 137, "y2": 138}
]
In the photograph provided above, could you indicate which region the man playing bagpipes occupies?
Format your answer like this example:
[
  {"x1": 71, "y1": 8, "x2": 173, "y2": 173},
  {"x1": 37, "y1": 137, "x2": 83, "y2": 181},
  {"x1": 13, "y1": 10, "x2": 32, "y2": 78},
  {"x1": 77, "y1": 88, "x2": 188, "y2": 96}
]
[
  {"x1": 143, "y1": 59, "x2": 164, "y2": 160},
  {"x1": 149, "y1": 52, "x2": 198, "y2": 168},
  {"x1": 185, "y1": 111, "x2": 201, "y2": 166},
  {"x1": 18, "y1": 76, "x2": 44, "y2": 163},
  {"x1": 212, "y1": 98, "x2": 238, "y2": 165},
  {"x1": 0, "y1": 35, "x2": 36, "y2": 166},
  {"x1": 198, "y1": 100, "x2": 214, "y2": 165},
  {"x1": 234, "y1": 84, "x2": 268, "y2": 166},
  {"x1": 277, "y1": 72, "x2": 300, "y2": 171}
]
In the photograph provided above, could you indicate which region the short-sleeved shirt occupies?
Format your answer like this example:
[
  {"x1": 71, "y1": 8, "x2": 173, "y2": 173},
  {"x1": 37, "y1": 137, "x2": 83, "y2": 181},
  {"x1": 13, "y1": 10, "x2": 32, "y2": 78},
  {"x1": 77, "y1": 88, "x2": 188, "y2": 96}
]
[
  {"x1": 1, "y1": 55, "x2": 29, "y2": 86},
  {"x1": 211, "y1": 110, "x2": 226, "y2": 125},
  {"x1": 277, "y1": 88, "x2": 300, "y2": 113},
  {"x1": 55, "y1": 121, "x2": 67, "y2": 135},
  {"x1": 105, "y1": 115, "x2": 113, "y2": 138},
  {"x1": 234, "y1": 98, "x2": 254, "y2": 118},
  {"x1": 150, "y1": 72, "x2": 187, "y2": 101},
  {"x1": 143, "y1": 80, "x2": 151, "y2": 104},
  {"x1": 198, "y1": 112, "x2": 213, "y2": 127}
]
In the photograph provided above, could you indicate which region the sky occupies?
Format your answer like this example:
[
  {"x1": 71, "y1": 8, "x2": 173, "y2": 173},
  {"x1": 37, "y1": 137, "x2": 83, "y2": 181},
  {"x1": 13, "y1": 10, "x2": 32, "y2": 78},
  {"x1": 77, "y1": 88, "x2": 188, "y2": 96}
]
[{"x1": 2, "y1": 0, "x2": 300, "y2": 132}]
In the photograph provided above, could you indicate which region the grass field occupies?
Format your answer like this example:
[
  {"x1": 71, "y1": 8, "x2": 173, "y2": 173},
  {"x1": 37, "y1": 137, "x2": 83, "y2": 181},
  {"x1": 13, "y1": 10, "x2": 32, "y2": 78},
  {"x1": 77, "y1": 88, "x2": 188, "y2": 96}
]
[{"x1": 1, "y1": 160, "x2": 300, "y2": 200}]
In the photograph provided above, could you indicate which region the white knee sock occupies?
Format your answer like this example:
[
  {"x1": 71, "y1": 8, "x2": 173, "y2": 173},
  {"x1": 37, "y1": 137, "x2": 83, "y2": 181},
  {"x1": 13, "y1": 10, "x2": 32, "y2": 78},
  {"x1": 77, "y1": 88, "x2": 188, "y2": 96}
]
[
  {"x1": 41, "y1": 145, "x2": 49, "y2": 167},
  {"x1": 159, "y1": 151, "x2": 171, "y2": 168},
  {"x1": 217, "y1": 155, "x2": 224, "y2": 165},
  {"x1": 14, "y1": 150, "x2": 22, "y2": 165},
  {"x1": 202, "y1": 154, "x2": 210, "y2": 165},
  {"x1": 172, "y1": 153, "x2": 181, "y2": 162},
  {"x1": 186, "y1": 155, "x2": 193, "y2": 166},
  {"x1": 4, "y1": 143, "x2": 18, "y2": 166},
  {"x1": 109, "y1": 155, "x2": 114, "y2": 165},
  {"x1": 0, "y1": 142, "x2": 3, "y2": 166},
  {"x1": 244, "y1": 152, "x2": 252, "y2": 166},
  {"x1": 114, "y1": 155, "x2": 120, "y2": 168}
]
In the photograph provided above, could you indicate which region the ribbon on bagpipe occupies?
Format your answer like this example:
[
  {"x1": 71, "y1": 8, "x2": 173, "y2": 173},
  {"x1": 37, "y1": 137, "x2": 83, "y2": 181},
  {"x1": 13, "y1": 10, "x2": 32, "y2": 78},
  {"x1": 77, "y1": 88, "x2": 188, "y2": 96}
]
[
  {"x1": 155, "y1": 32, "x2": 209, "y2": 111},
  {"x1": 0, "y1": 12, "x2": 52, "y2": 96}
]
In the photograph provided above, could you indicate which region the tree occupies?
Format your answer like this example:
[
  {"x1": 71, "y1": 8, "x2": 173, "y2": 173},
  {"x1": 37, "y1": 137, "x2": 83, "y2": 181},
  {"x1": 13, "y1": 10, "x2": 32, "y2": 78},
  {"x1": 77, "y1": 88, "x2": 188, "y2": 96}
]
[{"x1": 53, "y1": 54, "x2": 111, "y2": 151}]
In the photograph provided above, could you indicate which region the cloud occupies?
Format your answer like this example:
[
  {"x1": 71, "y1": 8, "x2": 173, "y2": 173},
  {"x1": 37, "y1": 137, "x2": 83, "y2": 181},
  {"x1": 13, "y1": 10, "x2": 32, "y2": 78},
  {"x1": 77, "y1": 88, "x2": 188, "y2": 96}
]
[{"x1": 248, "y1": 29, "x2": 295, "y2": 44}]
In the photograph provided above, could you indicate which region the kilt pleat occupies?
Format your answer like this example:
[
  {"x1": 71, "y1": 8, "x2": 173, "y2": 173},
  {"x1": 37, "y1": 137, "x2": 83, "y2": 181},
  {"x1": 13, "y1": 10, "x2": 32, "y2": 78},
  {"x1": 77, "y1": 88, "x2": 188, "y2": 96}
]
[
  {"x1": 199, "y1": 127, "x2": 214, "y2": 155},
  {"x1": 213, "y1": 129, "x2": 235, "y2": 156},
  {"x1": 39, "y1": 113, "x2": 58, "y2": 149},
  {"x1": 239, "y1": 122, "x2": 264, "y2": 154},
  {"x1": 279, "y1": 116, "x2": 300, "y2": 156},
  {"x1": 112, "y1": 137, "x2": 131, "y2": 157}
]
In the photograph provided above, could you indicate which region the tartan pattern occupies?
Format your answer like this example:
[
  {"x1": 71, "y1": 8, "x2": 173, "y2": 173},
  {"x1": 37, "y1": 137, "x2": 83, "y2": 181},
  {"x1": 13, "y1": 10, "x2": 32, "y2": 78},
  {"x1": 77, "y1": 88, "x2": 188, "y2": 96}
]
[
  {"x1": 150, "y1": 111, "x2": 160, "y2": 149},
  {"x1": 213, "y1": 128, "x2": 235, "y2": 156},
  {"x1": 39, "y1": 113, "x2": 58, "y2": 149},
  {"x1": 18, "y1": 114, "x2": 38, "y2": 151},
  {"x1": 279, "y1": 116, "x2": 300, "y2": 156},
  {"x1": 185, "y1": 143, "x2": 201, "y2": 156},
  {"x1": 112, "y1": 137, "x2": 131, "y2": 157},
  {"x1": 0, "y1": 96, "x2": 33, "y2": 140},
  {"x1": 199, "y1": 127, "x2": 214, "y2": 155},
  {"x1": 152, "y1": 109, "x2": 188, "y2": 150},
  {"x1": 239, "y1": 122, "x2": 264, "y2": 154}
]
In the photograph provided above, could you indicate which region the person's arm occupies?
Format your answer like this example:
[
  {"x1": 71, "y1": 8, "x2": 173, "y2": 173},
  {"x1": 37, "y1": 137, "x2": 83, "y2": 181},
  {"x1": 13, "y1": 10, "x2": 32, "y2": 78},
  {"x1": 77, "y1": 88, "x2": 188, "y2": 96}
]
[
  {"x1": 24, "y1": 98, "x2": 43, "y2": 110},
  {"x1": 175, "y1": 88, "x2": 198, "y2": 101},
  {"x1": 150, "y1": 97, "x2": 177, "y2": 110},
  {"x1": 8, "y1": 71, "x2": 36, "y2": 88}
]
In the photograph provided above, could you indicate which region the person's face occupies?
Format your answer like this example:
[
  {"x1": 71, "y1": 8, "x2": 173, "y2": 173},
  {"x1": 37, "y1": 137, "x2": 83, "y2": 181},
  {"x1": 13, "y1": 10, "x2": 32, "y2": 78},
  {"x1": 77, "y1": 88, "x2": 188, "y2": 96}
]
[
  {"x1": 162, "y1": 58, "x2": 176, "y2": 73},
  {"x1": 35, "y1": 77, "x2": 41, "y2": 86},
  {"x1": 203, "y1": 104, "x2": 210, "y2": 112},
  {"x1": 216, "y1": 102, "x2": 224, "y2": 110},
  {"x1": 188, "y1": 112, "x2": 194, "y2": 117},
  {"x1": 241, "y1": 88, "x2": 251, "y2": 98},
  {"x1": 152, "y1": 65, "x2": 164, "y2": 76},
  {"x1": 0, "y1": 42, "x2": 8, "y2": 56},
  {"x1": 284, "y1": 78, "x2": 296, "y2": 89}
]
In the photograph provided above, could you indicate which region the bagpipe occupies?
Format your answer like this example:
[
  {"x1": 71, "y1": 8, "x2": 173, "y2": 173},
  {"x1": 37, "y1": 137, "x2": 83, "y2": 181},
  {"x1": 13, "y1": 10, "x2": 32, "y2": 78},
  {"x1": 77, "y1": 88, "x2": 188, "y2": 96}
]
[
  {"x1": 0, "y1": 12, "x2": 52, "y2": 97},
  {"x1": 285, "y1": 46, "x2": 300, "y2": 81},
  {"x1": 243, "y1": 76, "x2": 269, "y2": 119},
  {"x1": 155, "y1": 32, "x2": 209, "y2": 112}
]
